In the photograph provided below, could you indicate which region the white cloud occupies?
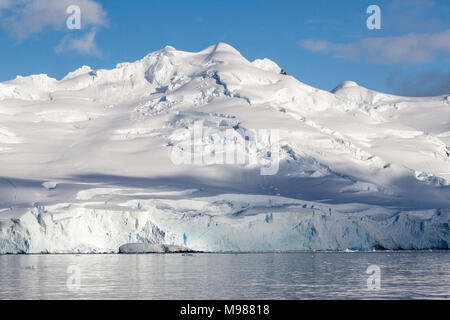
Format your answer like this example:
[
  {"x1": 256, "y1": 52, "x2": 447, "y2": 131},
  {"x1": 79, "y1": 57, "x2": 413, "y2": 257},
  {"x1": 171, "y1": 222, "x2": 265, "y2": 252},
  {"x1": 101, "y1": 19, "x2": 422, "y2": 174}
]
[
  {"x1": 0, "y1": 0, "x2": 13, "y2": 15},
  {"x1": 299, "y1": 30, "x2": 450, "y2": 64},
  {"x1": 55, "y1": 29, "x2": 100, "y2": 56},
  {"x1": 299, "y1": 39, "x2": 330, "y2": 52},
  {"x1": 0, "y1": 0, "x2": 107, "y2": 56},
  {"x1": 0, "y1": 0, "x2": 106, "y2": 39},
  {"x1": 0, "y1": 0, "x2": 12, "y2": 7}
]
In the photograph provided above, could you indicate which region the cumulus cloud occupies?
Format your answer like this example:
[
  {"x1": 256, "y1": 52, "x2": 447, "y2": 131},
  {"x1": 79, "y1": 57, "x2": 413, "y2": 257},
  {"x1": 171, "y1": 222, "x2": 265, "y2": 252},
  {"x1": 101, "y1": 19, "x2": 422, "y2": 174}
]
[
  {"x1": 0, "y1": 0, "x2": 106, "y2": 39},
  {"x1": 299, "y1": 30, "x2": 450, "y2": 64},
  {"x1": 55, "y1": 29, "x2": 100, "y2": 56},
  {"x1": 0, "y1": 0, "x2": 106, "y2": 56},
  {"x1": 387, "y1": 70, "x2": 450, "y2": 97}
]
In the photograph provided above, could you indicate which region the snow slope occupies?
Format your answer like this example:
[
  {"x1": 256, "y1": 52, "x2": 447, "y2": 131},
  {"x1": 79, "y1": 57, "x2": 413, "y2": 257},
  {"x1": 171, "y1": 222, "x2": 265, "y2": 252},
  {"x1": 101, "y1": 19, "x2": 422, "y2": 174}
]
[{"x1": 0, "y1": 43, "x2": 449, "y2": 253}]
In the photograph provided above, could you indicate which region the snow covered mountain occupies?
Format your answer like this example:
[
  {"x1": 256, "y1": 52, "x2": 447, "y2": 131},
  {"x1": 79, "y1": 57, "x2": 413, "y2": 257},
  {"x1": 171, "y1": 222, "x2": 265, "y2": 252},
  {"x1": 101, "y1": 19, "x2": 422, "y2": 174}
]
[{"x1": 0, "y1": 42, "x2": 449, "y2": 253}]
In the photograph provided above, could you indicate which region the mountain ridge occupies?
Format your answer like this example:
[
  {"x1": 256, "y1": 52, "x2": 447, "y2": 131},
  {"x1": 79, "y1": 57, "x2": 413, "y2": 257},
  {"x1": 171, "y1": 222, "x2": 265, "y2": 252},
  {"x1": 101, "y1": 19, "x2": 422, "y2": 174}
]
[{"x1": 0, "y1": 42, "x2": 449, "y2": 253}]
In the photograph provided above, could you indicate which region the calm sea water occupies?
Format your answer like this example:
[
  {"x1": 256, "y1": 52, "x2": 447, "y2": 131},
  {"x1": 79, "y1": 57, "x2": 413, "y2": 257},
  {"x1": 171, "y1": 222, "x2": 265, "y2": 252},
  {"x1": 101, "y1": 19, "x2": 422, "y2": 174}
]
[{"x1": 0, "y1": 252, "x2": 448, "y2": 300}]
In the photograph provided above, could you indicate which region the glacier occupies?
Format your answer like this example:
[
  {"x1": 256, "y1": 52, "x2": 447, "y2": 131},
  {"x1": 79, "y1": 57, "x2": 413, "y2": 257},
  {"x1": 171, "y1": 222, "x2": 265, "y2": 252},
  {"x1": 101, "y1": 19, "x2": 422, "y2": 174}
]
[
  {"x1": 0, "y1": 42, "x2": 449, "y2": 253},
  {"x1": 1, "y1": 193, "x2": 448, "y2": 253}
]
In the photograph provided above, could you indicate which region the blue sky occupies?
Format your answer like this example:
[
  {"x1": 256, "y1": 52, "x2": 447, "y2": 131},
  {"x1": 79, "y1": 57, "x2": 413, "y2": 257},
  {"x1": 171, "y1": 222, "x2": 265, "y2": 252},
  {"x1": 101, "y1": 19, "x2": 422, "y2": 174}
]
[{"x1": 0, "y1": 0, "x2": 449, "y2": 96}]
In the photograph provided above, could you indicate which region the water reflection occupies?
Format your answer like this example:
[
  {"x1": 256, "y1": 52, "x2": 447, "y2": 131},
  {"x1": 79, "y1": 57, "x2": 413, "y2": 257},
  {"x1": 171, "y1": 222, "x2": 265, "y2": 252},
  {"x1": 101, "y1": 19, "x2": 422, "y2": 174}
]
[{"x1": 0, "y1": 252, "x2": 448, "y2": 299}]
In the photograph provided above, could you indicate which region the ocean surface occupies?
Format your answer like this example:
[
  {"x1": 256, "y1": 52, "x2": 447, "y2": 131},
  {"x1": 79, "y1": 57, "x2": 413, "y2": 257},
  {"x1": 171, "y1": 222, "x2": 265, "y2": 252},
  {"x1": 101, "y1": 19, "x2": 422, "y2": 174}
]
[{"x1": 0, "y1": 251, "x2": 448, "y2": 300}]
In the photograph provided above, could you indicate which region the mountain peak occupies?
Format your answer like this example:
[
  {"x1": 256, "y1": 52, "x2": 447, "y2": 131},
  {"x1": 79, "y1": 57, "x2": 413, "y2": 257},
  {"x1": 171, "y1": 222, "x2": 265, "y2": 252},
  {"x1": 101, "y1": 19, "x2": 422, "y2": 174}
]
[
  {"x1": 331, "y1": 81, "x2": 359, "y2": 93},
  {"x1": 162, "y1": 45, "x2": 176, "y2": 52},
  {"x1": 201, "y1": 42, "x2": 245, "y2": 62},
  {"x1": 251, "y1": 58, "x2": 281, "y2": 73},
  {"x1": 206, "y1": 42, "x2": 241, "y2": 54},
  {"x1": 62, "y1": 65, "x2": 93, "y2": 81}
]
